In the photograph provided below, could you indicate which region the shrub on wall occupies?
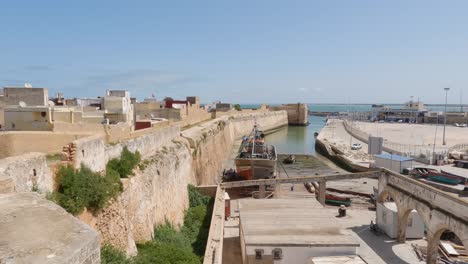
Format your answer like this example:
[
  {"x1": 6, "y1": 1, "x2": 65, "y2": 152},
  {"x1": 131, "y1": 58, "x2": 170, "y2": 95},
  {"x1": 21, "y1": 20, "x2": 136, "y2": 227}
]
[
  {"x1": 107, "y1": 147, "x2": 141, "y2": 178},
  {"x1": 101, "y1": 244, "x2": 130, "y2": 264},
  {"x1": 132, "y1": 185, "x2": 213, "y2": 264},
  {"x1": 51, "y1": 165, "x2": 122, "y2": 215}
]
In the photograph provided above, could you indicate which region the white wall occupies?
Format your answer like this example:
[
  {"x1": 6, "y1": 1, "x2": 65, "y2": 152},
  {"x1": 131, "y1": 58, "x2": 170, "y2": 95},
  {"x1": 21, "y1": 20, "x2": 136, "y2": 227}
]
[
  {"x1": 245, "y1": 245, "x2": 357, "y2": 264},
  {"x1": 376, "y1": 202, "x2": 424, "y2": 239}
]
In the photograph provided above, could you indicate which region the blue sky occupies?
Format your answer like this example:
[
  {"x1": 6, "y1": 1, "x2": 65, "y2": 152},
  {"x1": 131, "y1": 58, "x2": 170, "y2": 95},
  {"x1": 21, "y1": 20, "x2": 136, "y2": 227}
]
[{"x1": 1, "y1": 0, "x2": 468, "y2": 104}]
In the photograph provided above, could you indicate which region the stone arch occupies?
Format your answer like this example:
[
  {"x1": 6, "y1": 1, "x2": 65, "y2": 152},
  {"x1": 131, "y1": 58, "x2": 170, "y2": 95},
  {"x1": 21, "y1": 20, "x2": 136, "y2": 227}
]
[
  {"x1": 377, "y1": 187, "x2": 398, "y2": 204},
  {"x1": 397, "y1": 206, "x2": 430, "y2": 243},
  {"x1": 396, "y1": 195, "x2": 432, "y2": 243},
  {"x1": 426, "y1": 225, "x2": 468, "y2": 264}
]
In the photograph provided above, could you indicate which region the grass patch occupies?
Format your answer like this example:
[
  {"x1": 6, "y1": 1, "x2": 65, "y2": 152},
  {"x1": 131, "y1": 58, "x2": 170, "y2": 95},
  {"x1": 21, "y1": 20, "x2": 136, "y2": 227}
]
[
  {"x1": 132, "y1": 185, "x2": 213, "y2": 264},
  {"x1": 101, "y1": 244, "x2": 131, "y2": 264},
  {"x1": 107, "y1": 147, "x2": 141, "y2": 178},
  {"x1": 46, "y1": 153, "x2": 62, "y2": 162}
]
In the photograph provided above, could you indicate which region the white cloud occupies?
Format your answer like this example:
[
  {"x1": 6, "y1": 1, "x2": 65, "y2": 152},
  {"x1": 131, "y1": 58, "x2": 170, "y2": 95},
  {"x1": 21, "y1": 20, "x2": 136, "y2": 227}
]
[{"x1": 298, "y1": 87, "x2": 309, "y2": 92}]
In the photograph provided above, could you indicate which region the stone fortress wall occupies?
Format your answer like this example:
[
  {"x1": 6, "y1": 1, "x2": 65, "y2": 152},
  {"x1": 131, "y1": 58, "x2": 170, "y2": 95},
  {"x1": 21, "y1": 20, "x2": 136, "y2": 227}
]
[
  {"x1": 270, "y1": 103, "x2": 308, "y2": 126},
  {"x1": 0, "y1": 110, "x2": 288, "y2": 259}
]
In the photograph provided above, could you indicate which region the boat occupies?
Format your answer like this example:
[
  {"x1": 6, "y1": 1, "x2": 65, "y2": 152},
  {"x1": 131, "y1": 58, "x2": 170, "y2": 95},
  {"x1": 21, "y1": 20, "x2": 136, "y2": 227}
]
[
  {"x1": 411, "y1": 167, "x2": 462, "y2": 185},
  {"x1": 283, "y1": 155, "x2": 295, "y2": 164},
  {"x1": 325, "y1": 194, "x2": 351, "y2": 206},
  {"x1": 427, "y1": 174, "x2": 460, "y2": 185},
  {"x1": 235, "y1": 125, "x2": 277, "y2": 180}
]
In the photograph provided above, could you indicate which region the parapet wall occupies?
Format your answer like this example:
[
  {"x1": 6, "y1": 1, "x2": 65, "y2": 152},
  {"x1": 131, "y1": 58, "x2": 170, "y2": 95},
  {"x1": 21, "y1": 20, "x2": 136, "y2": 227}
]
[
  {"x1": 72, "y1": 125, "x2": 180, "y2": 172},
  {"x1": 0, "y1": 152, "x2": 53, "y2": 193},
  {"x1": 0, "y1": 131, "x2": 90, "y2": 159}
]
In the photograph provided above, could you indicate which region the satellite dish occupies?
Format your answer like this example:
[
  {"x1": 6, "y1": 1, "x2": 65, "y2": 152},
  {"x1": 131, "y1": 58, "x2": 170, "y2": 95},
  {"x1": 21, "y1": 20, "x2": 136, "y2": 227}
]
[
  {"x1": 24, "y1": 83, "x2": 32, "y2": 88},
  {"x1": 48, "y1": 101, "x2": 55, "y2": 107},
  {"x1": 19, "y1": 101, "x2": 27, "y2": 108}
]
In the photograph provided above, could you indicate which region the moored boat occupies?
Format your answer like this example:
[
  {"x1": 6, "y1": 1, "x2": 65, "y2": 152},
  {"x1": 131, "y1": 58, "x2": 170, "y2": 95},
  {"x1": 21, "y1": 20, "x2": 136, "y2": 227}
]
[
  {"x1": 235, "y1": 125, "x2": 277, "y2": 180},
  {"x1": 325, "y1": 194, "x2": 351, "y2": 206},
  {"x1": 411, "y1": 167, "x2": 462, "y2": 185}
]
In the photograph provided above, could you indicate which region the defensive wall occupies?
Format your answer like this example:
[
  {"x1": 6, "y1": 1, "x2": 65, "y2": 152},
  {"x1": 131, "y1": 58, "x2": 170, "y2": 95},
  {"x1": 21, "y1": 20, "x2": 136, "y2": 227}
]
[
  {"x1": 0, "y1": 152, "x2": 54, "y2": 193},
  {"x1": 0, "y1": 131, "x2": 91, "y2": 159},
  {"x1": 0, "y1": 110, "x2": 288, "y2": 258},
  {"x1": 270, "y1": 103, "x2": 308, "y2": 126}
]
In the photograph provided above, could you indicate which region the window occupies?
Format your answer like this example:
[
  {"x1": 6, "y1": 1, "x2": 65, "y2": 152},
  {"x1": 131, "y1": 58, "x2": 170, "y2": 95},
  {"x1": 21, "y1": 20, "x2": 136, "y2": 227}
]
[
  {"x1": 272, "y1": 248, "x2": 282, "y2": 260},
  {"x1": 33, "y1": 169, "x2": 37, "y2": 177},
  {"x1": 255, "y1": 249, "x2": 263, "y2": 260},
  {"x1": 40, "y1": 111, "x2": 46, "y2": 117}
]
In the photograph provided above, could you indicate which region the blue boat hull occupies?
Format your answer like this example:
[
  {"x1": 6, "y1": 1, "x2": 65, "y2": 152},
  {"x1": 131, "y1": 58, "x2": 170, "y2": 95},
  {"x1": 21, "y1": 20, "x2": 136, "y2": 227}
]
[{"x1": 428, "y1": 175, "x2": 460, "y2": 185}]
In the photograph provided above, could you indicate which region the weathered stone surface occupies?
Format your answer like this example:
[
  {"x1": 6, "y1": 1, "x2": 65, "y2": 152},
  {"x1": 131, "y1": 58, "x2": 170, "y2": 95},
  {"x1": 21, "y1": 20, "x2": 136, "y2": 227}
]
[
  {"x1": 0, "y1": 152, "x2": 53, "y2": 193},
  {"x1": 0, "y1": 192, "x2": 100, "y2": 264},
  {"x1": 80, "y1": 139, "x2": 196, "y2": 255}
]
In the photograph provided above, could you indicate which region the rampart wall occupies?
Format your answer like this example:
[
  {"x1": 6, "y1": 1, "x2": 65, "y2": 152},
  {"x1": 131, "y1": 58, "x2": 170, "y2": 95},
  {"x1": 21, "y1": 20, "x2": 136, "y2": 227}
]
[
  {"x1": 0, "y1": 152, "x2": 53, "y2": 193},
  {"x1": 0, "y1": 131, "x2": 90, "y2": 159}
]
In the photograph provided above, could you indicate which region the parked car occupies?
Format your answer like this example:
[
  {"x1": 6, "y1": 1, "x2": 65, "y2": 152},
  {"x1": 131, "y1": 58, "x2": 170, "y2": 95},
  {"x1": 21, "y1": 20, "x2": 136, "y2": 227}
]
[
  {"x1": 351, "y1": 143, "x2": 362, "y2": 150},
  {"x1": 397, "y1": 119, "x2": 403, "y2": 123},
  {"x1": 378, "y1": 120, "x2": 385, "y2": 123}
]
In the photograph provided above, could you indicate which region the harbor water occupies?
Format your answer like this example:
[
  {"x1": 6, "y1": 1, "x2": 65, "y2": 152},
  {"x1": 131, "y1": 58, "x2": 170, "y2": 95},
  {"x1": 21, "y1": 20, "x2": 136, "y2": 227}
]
[{"x1": 264, "y1": 116, "x2": 326, "y2": 155}]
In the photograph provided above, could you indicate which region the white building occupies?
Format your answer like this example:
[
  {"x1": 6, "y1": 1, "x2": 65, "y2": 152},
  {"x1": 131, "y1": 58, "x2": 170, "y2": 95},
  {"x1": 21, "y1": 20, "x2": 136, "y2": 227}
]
[
  {"x1": 377, "y1": 202, "x2": 424, "y2": 239},
  {"x1": 238, "y1": 199, "x2": 360, "y2": 264},
  {"x1": 103, "y1": 90, "x2": 134, "y2": 125},
  {"x1": 373, "y1": 153, "x2": 414, "y2": 173}
]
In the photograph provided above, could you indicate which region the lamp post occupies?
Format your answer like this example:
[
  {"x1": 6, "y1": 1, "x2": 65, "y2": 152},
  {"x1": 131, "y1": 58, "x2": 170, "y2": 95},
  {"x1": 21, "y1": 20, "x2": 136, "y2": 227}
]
[{"x1": 443, "y1": 87, "x2": 450, "y2": 145}]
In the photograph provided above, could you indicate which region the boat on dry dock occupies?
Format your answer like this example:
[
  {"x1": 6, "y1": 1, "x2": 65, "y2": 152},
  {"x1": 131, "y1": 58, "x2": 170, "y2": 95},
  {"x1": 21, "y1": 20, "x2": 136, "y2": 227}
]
[{"x1": 235, "y1": 125, "x2": 277, "y2": 180}]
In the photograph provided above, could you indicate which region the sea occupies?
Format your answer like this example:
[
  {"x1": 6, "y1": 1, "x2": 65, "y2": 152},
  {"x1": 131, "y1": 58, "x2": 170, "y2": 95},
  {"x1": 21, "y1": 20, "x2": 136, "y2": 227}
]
[{"x1": 241, "y1": 103, "x2": 466, "y2": 113}]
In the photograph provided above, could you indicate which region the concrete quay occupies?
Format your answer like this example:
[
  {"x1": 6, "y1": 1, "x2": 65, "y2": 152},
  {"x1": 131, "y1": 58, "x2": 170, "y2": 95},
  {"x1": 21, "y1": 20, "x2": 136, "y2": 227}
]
[{"x1": 315, "y1": 119, "x2": 371, "y2": 172}]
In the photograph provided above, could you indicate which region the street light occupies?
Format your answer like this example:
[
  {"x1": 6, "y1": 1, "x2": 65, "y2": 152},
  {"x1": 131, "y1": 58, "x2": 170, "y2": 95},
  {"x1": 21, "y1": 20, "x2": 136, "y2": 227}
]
[{"x1": 443, "y1": 87, "x2": 450, "y2": 145}]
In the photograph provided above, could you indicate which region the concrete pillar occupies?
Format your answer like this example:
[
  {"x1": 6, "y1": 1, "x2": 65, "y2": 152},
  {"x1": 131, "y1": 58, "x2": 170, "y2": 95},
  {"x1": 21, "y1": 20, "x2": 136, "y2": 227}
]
[
  {"x1": 258, "y1": 184, "x2": 266, "y2": 199},
  {"x1": 318, "y1": 181, "x2": 326, "y2": 205}
]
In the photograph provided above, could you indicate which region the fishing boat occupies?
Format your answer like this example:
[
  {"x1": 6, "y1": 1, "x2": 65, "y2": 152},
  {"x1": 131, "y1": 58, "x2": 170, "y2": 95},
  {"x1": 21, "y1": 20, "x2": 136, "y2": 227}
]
[
  {"x1": 235, "y1": 125, "x2": 277, "y2": 180},
  {"x1": 411, "y1": 167, "x2": 461, "y2": 185},
  {"x1": 325, "y1": 194, "x2": 351, "y2": 206}
]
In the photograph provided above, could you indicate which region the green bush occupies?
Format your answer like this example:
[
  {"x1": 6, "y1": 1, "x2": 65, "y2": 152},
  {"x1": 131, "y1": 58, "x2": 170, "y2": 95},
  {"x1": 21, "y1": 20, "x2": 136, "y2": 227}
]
[
  {"x1": 134, "y1": 243, "x2": 200, "y2": 264},
  {"x1": 107, "y1": 147, "x2": 141, "y2": 178},
  {"x1": 188, "y1": 185, "x2": 210, "y2": 208},
  {"x1": 101, "y1": 244, "x2": 130, "y2": 264},
  {"x1": 153, "y1": 223, "x2": 192, "y2": 250},
  {"x1": 234, "y1": 104, "x2": 241, "y2": 111},
  {"x1": 53, "y1": 165, "x2": 122, "y2": 215}
]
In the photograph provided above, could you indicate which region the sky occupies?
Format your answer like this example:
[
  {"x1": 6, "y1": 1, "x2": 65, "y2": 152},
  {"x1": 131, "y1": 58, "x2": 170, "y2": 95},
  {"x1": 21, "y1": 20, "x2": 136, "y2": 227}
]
[{"x1": 1, "y1": 0, "x2": 468, "y2": 104}]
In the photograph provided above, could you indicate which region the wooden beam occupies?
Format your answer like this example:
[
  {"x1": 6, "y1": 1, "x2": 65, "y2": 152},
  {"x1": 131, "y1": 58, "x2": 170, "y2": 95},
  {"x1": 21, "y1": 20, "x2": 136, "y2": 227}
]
[{"x1": 221, "y1": 170, "x2": 381, "y2": 188}]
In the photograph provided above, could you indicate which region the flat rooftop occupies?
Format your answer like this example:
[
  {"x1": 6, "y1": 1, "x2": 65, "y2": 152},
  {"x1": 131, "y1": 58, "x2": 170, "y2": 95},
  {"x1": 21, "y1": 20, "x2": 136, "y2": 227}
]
[
  {"x1": 310, "y1": 255, "x2": 367, "y2": 264},
  {"x1": 375, "y1": 153, "x2": 413, "y2": 162},
  {"x1": 0, "y1": 193, "x2": 100, "y2": 264},
  {"x1": 239, "y1": 199, "x2": 359, "y2": 247}
]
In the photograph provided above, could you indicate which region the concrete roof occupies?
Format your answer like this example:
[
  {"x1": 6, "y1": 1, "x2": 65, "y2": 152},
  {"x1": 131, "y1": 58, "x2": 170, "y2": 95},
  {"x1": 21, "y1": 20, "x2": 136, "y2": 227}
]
[
  {"x1": 239, "y1": 199, "x2": 359, "y2": 247},
  {"x1": 310, "y1": 255, "x2": 367, "y2": 264},
  {"x1": 375, "y1": 153, "x2": 413, "y2": 162}
]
